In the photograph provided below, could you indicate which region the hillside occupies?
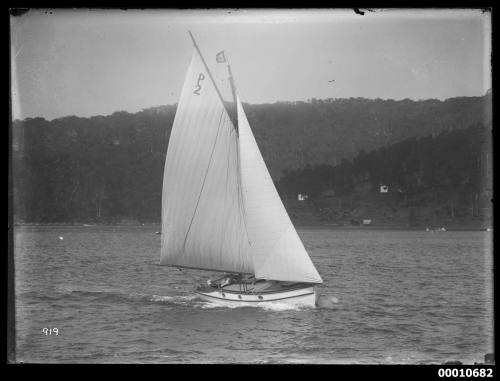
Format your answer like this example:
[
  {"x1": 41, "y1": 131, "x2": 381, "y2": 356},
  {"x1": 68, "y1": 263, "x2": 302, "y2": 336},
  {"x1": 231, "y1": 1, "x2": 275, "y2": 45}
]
[
  {"x1": 11, "y1": 94, "x2": 492, "y2": 224},
  {"x1": 245, "y1": 94, "x2": 491, "y2": 177},
  {"x1": 280, "y1": 123, "x2": 492, "y2": 229}
]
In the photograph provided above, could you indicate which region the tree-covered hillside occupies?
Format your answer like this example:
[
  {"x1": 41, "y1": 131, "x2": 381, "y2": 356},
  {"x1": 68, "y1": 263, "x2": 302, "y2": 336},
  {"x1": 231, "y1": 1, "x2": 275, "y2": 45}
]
[
  {"x1": 279, "y1": 123, "x2": 492, "y2": 227},
  {"x1": 245, "y1": 94, "x2": 491, "y2": 176},
  {"x1": 11, "y1": 95, "x2": 492, "y2": 223}
]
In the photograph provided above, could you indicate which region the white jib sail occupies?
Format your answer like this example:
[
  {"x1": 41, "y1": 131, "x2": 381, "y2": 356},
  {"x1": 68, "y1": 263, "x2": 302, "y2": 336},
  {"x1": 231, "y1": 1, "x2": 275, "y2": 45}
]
[
  {"x1": 237, "y1": 97, "x2": 323, "y2": 284},
  {"x1": 160, "y1": 50, "x2": 253, "y2": 274}
]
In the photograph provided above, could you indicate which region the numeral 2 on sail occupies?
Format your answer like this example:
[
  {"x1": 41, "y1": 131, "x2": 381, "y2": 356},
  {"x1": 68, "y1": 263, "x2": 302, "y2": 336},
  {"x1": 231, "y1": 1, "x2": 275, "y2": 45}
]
[{"x1": 193, "y1": 73, "x2": 205, "y2": 95}]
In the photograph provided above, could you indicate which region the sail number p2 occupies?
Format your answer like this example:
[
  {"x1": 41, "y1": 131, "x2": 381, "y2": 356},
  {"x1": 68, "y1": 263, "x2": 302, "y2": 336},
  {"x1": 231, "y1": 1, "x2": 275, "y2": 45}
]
[{"x1": 193, "y1": 73, "x2": 205, "y2": 95}]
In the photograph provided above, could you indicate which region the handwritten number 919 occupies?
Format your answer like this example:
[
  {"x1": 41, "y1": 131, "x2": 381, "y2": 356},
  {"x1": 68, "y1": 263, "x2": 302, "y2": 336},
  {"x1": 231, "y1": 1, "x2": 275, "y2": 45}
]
[{"x1": 42, "y1": 328, "x2": 59, "y2": 335}]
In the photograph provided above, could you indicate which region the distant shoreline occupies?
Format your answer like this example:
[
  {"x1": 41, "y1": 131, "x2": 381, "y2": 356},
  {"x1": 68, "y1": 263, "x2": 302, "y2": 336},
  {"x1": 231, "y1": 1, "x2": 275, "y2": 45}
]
[
  {"x1": 298, "y1": 225, "x2": 491, "y2": 232},
  {"x1": 12, "y1": 222, "x2": 492, "y2": 232}
]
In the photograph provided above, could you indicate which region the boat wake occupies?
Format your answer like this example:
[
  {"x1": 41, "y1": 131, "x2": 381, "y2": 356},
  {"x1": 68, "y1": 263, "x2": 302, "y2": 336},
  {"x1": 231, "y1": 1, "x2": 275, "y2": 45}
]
[
  {"x1": 19, "y1": 289, "x2": 198, "y2": 308},
  {"x1": 315, "y1": 294, "x2": 340, "y2": 309},
  {"x1": 153, "y1": 294, "x2": 313, "y2": 311}
]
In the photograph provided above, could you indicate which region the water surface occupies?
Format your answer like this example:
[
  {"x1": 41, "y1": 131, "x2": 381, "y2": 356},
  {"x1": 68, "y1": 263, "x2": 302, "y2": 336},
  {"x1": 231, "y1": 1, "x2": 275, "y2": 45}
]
[{"x1": 14, "y1": 226, "x2": 493, "y2": 363}]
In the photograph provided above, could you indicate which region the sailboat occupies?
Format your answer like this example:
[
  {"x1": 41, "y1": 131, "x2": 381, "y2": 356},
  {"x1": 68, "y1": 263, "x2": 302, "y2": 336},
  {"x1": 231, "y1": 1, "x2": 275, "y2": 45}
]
[{"x1": 159, "y1": 32, "x2": 322, "y2": 307}]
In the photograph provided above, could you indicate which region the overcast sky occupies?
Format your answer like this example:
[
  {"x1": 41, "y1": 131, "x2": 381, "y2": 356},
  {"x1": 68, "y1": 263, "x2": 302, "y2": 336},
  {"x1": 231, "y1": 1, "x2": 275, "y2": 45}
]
[{"x1": 10, "y1": 8, "x2": 491, "y2": 121}]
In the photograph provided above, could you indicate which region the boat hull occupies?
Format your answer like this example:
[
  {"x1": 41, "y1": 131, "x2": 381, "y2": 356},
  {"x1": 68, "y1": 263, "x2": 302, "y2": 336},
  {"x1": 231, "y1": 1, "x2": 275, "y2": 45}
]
[{"x1": 196, "y1": 285, "x2": 317, "y2": 307}]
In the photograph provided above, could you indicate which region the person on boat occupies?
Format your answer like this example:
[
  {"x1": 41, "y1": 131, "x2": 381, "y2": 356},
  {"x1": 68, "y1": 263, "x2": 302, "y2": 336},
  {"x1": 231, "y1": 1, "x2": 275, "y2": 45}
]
[
  {"x1": 220, "y1": 275, "x2": 232, "y2": 288},
  {"x1": 220, "y1": 273, "x2": 241, "y2": 287}
]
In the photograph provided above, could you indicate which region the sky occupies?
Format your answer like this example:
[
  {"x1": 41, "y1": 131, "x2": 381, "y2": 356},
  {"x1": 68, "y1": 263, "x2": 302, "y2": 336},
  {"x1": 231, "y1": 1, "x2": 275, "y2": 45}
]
[{"x1": 10, "y1": 8, "x2": 491, "y2": 121}]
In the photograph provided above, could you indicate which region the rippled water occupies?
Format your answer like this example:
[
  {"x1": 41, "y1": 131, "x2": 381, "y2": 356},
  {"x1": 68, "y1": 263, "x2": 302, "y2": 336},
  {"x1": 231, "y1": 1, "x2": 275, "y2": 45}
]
[{"x1": 14, "y1": 225, "x2": 493, "y2": 364}]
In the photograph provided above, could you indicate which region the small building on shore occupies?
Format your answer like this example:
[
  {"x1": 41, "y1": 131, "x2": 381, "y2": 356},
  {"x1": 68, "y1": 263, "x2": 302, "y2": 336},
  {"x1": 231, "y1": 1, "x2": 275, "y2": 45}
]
[{"x1": 298, "y1": 193, "x2": 309, "y2": 201}]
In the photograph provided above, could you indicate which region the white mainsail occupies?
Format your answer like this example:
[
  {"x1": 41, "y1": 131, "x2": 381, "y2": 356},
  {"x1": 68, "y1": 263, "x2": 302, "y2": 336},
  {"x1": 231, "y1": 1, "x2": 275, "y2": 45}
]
[
  {"x1": 160, "y1": 49, "x2": 253, "y2": 274},
  {"x1": 160, "y1": 44, "x2": 322, "y2": 284}
]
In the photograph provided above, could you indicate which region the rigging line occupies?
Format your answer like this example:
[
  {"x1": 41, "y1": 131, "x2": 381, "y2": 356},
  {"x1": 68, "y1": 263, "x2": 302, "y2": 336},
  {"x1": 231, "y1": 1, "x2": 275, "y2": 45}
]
[
  {"x1": 235, "y1": 102, "x2": 252, "y2": 247},
  {"x1": 218, "y1": 119, "x2": 233, "y2": 260},
  {"x1": 181, "y1": 108, "x2": 226, "y2": 251},
  {"x1": 161, "y1": 87, "x2": 212, "y2": 242}
]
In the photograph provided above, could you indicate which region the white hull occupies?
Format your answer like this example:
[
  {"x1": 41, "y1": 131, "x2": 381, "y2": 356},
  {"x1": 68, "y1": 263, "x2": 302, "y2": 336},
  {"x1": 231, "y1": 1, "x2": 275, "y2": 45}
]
[{"x1": 196, "y1": 285, "x2": 317, "y2": 308}]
